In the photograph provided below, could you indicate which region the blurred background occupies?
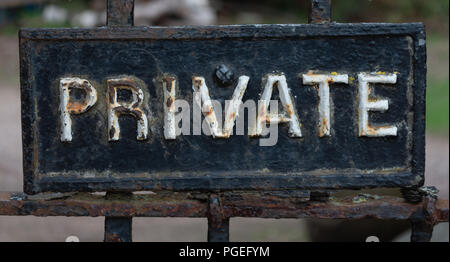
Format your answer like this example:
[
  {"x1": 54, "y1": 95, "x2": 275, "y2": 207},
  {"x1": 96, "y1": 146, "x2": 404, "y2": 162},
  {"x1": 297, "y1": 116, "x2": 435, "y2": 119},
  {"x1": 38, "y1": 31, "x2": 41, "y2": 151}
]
[{"x1": 0, "y1": 0, "x2": 448, "y2": 242}]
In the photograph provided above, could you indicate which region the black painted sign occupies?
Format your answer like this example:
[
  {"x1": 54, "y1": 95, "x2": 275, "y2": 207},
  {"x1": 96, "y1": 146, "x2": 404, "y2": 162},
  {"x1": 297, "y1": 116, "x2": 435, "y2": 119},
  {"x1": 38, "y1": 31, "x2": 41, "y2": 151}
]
[{"x1": 20, "y1": 24, "x2": 426, "y2": 194}]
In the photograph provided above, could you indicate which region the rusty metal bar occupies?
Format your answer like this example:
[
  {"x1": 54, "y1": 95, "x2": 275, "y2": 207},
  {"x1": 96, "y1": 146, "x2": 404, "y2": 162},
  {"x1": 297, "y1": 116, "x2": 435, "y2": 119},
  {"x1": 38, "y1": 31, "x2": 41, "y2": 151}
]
[
  {"x1": 410, "y1": 220, "x2": 433, "y2": 242},
  {"x1": 1, "y1": 191, "x2": 447, "y2": 241},
  {"x1": 104, "y1": 192, "x2": 133, "y2": 242},
  {"x1": 104, "y1": 0, "x2": 135, "y2": 241},
  {"x1": 408, "y1": 196, "x2": 443, "y2": 242},
  {"x1": 207, "y1": 194, "x2": 229, "y2": 242},
  {"x1": 104, "y1": 217, "x2": 132, "y2": 242},
  {"x1": 107, "y1": 0, "x2": 135, "y2": 26},
  {"x1": 309, "y1": 0, "x2": 332, "y2": 24},
  {"x1": 0, "y1": 192, "x2": 447, "y2": 221}
]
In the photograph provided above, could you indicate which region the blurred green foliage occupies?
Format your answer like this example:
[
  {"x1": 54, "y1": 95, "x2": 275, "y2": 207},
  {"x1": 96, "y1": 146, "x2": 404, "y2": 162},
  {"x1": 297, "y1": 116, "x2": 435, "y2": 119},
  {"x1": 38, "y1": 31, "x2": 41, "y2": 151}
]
[
  {"x1": 0, "y1": 0, "x2": 90, "y2": 34},
  {"x1": 427, "y1": 79, "x2": 449, "y2": 135},
  {"x1": 4, "y1": 7, "x2": 70, "y2": 31}
]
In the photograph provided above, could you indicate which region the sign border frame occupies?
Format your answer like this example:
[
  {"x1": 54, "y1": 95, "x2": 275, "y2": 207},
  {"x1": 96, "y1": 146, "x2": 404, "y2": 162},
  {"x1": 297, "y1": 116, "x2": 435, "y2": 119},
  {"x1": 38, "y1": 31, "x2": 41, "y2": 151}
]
[{"x1": 20, "y1": 23, "x2": 426, "y2": 194}]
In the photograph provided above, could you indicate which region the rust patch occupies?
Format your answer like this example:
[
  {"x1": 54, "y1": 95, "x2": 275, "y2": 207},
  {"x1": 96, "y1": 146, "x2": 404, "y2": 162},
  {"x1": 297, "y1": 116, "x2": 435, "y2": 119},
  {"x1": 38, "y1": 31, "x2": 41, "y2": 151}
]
[
  {"x1": 0, "y1": 192, "x2": 447, "y2": 224},
  {"x1": 166, "y1": 97, "x2": 174, "y2": 108},
  {"x1": 285, "y1": 104, "x2": 294, "y2": 116},
  {"x1": 318, "y1": 117, "x2": 328, "y2": 137}
]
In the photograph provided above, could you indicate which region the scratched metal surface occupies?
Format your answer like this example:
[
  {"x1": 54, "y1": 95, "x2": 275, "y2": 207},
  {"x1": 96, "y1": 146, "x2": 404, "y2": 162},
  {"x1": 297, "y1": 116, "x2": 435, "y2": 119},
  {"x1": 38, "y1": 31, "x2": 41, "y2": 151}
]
[{"x1": 19, "y1": 24, "x2": 426, "y2": 193}]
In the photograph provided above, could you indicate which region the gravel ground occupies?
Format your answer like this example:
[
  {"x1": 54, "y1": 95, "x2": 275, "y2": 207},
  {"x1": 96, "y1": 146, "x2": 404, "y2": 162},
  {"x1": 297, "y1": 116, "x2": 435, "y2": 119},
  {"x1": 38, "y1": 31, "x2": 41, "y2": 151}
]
[{"x1": 0, "y1": 36, "x2": 448, "y2": 242}]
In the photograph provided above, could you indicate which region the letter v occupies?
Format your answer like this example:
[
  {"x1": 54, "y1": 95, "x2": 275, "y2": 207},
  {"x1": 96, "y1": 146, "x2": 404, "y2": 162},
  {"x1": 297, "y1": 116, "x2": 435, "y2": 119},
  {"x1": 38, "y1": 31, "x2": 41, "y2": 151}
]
[{"x1": 192, "y1": 76, "x2": 249, "y2": 138}]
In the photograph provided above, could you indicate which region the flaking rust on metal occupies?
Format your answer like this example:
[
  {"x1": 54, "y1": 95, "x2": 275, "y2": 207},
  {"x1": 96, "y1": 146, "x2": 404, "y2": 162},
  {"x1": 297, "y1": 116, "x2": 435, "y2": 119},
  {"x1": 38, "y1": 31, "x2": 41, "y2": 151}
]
[
  {"x1": 309, "y1": 0, "x2": 331, "y2": 24},
  {"x1": 107, "y1": 0, "x2": 135, "y2": 26},
  {"x1": 419, "y1": 186, "x2": 439, "y2": 199},
  {"x1": 104, "y1": 216, "x2": 132, "y2": 242},
  {"x1": 59, "y1": 77, "x2": 97, "y2": 142},
  {"x1": 0, "y1": 192, "x2": 447, "y2": 224},
  {"x1": 302, "y1": 72, "x2": 348, "y2": 137},
  {"x1": 352, "y1": 193, "x2": 382, "y2": 203},
  {"x1": 207, "y1": 194, "x2": 229, "y2": 242},
  {"x1": 107, "y1": 77, "x2": 148, "y2": 141},
  {"x1": 208, "y1": 194, "x2": 226, "y2": 228}
]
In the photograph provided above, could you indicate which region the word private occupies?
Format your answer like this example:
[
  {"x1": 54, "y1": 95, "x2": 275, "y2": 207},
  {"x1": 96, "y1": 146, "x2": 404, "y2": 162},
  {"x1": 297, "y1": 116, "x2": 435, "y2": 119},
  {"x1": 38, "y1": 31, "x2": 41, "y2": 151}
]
[{"x1": 59, "y1": 71, "x2": 399, "y2": 143}]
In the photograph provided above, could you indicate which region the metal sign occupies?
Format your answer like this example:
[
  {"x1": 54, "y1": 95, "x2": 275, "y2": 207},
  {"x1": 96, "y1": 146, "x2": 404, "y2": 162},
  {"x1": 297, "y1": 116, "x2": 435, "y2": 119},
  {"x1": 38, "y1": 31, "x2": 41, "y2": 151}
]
[{"x1": 20, "y1": 23, "x2": 426, "y2": 194}]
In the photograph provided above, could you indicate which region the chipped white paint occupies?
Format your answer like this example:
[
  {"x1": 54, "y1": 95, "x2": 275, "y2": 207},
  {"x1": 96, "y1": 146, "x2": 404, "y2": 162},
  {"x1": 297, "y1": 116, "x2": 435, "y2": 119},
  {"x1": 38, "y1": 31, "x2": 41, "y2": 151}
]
[
  {"x1": 358, "y1": 72, "x2": 398, "y2": 137},
  {"x1": 59, "y1": 77, "x2": 97, "y2": 142},
  {"x1": 107, "y1": 78, "x2": 148, "y2": 141},
  {"x1": 223, "y1": 76, "x2": 250, "y2": 137},
  {"x1": 192, "y1": 75, "x2": 249, "y2": 138},
  {"x1": 192, "y1": 76, "x2": 221, "y2": 137},
  {"x1": 162, "y1": 76, "x2": 177, "y2": 140},
  {"x1": 58, "y1": 71, "x2": 401, "y2": 142},
  {"x1": 302, "y1": 73, "x2": 348, "y2": 137},
  {"x1": 250, "y1": 74, "x2": 302, "y2": 137}
]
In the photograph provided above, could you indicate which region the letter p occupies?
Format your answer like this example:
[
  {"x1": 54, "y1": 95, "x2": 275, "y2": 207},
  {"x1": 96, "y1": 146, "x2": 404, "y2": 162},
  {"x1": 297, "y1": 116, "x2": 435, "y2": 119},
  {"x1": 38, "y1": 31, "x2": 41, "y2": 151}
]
[{"x1": 59, "y1": 77, "x2": 97, "y2": 142}]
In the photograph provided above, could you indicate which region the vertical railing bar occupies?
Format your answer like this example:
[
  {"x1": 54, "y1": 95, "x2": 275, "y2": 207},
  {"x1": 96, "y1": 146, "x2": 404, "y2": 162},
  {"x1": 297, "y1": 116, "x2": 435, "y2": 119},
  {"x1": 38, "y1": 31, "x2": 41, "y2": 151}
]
[
  {"x1": 410, "y1": 196, "x2": 437, "y2": 242},
  {"x1": 107, "y1": 0, "x2": 135, "y2": 26},
  {"x1": 104, "y1": 216, "x2": 133, "y2": 242},
  {"x1": 307, "y1": 0, "x2": 333, "y2": 206},
  {"x1": 308, "y1": 0, "x2": 332, "y2": 24},
  {"x1": 104, "y1": 192, "x2": 133, "y2": 242},
  {"x1": 410, "y1": 220, "x2": 434, "y2": 242},
  {"x1": 103, "y1": 0, "x2": 135, "y2": 242},
  {"x1": 207, "y1": 194, "x2": 230, "y2": 242}
]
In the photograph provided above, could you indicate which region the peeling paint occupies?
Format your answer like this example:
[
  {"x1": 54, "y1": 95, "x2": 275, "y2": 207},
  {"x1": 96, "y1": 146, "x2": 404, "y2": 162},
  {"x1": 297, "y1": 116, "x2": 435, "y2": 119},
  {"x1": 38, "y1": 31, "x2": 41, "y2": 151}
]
[
  {"x1": 59, "y1": 77, "x2": 97, "y2": 142},
  {"x1": 302, "y1": 73, "x2": 348, "y2": 137},
  {"x1": 107, "y1": 77, "x2": 148, "y2": 141},
  {"x1": 358, "y1": 72, "x2": 398, "y2": 137},
  {"x1": 162, "y1": 75, "x2": 177, "y2": 140},
  {"x1": 192, "y1": 75, "x2": 249, "y2": 138},
  {"x1": 250, "y1": 74, "x2": 302, "y2": 137}
]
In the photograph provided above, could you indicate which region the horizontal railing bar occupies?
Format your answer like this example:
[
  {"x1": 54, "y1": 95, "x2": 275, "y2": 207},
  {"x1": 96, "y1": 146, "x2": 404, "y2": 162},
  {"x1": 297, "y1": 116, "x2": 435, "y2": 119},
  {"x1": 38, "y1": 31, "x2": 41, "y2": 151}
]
[{"x1": 0, "y1": 191, "x2": 447, "y2": 223}]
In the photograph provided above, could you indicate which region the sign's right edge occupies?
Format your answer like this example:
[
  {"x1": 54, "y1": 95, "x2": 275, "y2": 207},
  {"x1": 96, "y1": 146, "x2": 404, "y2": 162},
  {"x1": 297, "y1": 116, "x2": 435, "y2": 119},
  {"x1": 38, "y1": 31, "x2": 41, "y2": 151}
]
[{"x1": 411, "y1": 23, "x2": 427, "y2": 187}]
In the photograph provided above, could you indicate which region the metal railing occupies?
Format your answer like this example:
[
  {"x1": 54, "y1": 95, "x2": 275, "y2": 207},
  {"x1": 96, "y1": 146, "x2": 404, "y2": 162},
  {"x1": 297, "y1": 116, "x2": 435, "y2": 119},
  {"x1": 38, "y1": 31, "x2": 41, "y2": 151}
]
[{"x1": 0, "y1": 0, "x2": 448, "y2": 242}]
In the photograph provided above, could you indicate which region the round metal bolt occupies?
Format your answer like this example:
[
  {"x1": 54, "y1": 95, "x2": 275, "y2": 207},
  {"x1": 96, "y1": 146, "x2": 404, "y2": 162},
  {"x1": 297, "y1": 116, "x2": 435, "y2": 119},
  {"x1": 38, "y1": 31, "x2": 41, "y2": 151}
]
[{"x1": 214, "y1": 64, "x2": 235, "y2": 87}]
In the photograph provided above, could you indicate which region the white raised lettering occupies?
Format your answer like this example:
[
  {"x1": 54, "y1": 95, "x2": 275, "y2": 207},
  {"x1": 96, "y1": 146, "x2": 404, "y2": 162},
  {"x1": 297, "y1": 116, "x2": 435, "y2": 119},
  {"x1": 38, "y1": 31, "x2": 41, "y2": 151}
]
[
  {"x1": 302, "y1": 73, "x2": 348, "y2": 137},
  {"x1": 59, "y1": 77, "x2": 97, "y2": 142},
  {"x1": 107, "y1": 77, "x2": 148, "y2": 141},
  {"x1": 162, "y1": 76, "x2": 177, "y2": 140},
  {"x1": 358, "y1": 72, "x2": 397, "y2": 137},
  {"x1": 192, "y1": 75, "x2": 249, "y2": 138},
  {"x1": 250, "y1": 73, "x2": 302, "y2": 137}
]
